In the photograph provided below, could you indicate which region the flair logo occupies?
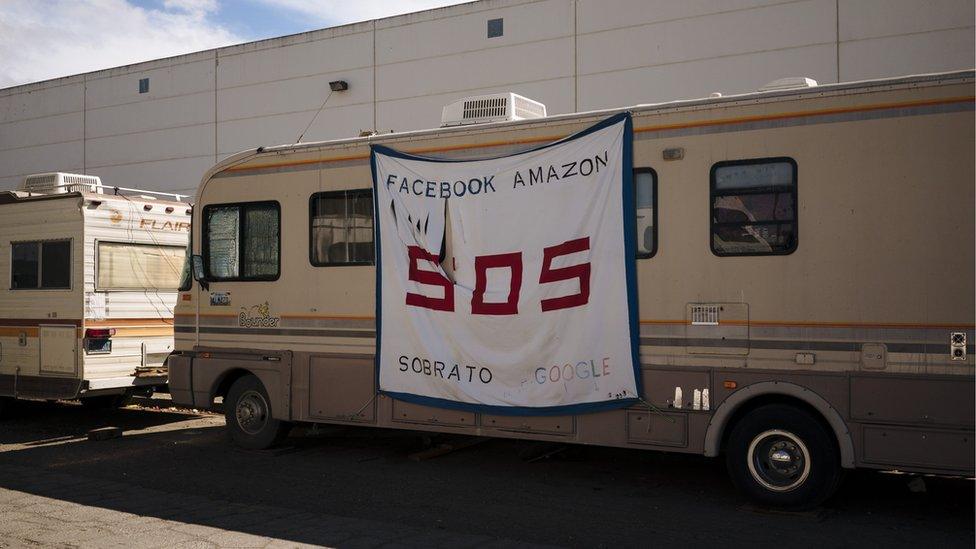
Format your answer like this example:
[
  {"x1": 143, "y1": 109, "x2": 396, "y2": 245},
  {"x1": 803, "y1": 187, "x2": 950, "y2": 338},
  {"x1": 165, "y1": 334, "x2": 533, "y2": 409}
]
[
  {"x1": 239, "y1": 301, "x2": 280, "y2": 328},
  {"x1": 139, "y1": 219, "x2": 190, "y2": 232}
]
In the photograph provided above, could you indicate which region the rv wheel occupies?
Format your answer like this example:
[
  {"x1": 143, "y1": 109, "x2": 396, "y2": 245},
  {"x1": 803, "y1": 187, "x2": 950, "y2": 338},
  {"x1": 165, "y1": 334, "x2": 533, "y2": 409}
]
[
  {"x1": 225, "y1": 375, "x2": 290, "y2": 450},
  {"x1": 725, "y1": 404, "x2": 841, "y2": 510}
]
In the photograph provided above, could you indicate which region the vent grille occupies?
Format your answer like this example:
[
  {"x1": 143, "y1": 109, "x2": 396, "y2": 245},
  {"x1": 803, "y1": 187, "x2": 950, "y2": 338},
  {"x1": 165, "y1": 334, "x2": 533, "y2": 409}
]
[
  {"x1": 22, "y1": 172, "x2": 102, "y2": 194},
  {"x1": 442, "y1": 93, "x2": 547, "y2": 127},
  {"x1": 463, "y1": 97, "x2": 508, "y2": 119},
  {"x1": 691, "y1": 305, "x2": 720, "y2": 325},
  {"x1": 23, "y1": 174, "x2": 57, "y2": 188}
]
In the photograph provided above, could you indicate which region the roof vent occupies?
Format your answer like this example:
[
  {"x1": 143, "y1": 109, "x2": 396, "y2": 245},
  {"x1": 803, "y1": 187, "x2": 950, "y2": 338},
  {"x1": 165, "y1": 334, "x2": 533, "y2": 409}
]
[
  {"x1": 441, "y1": 93, "x2": 546, "y2": 127},
  {"x1": 759, "y1": 77, "x2": 818, "y2": 92},
  {"x1": 20, "y1": 172, "x2": 103, "y2": 195}
]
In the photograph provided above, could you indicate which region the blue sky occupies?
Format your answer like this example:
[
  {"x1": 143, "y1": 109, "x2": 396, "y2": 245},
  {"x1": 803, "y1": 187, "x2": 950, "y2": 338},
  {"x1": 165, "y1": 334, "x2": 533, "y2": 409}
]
[
  {"x1": 128, "y1": 0, "x2": 320, "y2": 40},
  {"x1": 0, "y1": 0, "x2": 466, "y2": 88}
]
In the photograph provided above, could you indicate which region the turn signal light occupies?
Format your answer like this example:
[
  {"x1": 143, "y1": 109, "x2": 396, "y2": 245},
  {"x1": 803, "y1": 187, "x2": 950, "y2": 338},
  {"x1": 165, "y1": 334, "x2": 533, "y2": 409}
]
[
  {"x1": 84, "y1": 328, "x2": 116, "y2": 338},
  {"x1": 723, "y1": 380, "x2": 737, "y2": 389}
]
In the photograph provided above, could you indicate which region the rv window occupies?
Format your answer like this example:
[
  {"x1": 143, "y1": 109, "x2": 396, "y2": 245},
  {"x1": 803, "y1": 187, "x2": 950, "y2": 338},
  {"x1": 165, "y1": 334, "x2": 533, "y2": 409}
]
[
  {"x1": 635, "y1": 168, "x2": 657, "y2": 258},
  {"x1": 310, "y1": 189, "x2": 374, "y2": 266},
  {"x1": 710, "y1": 158, "x2": 797, "y2": 256},
  {"x1": 207, "y1": 206, "x2": 240, "y2": 278},
  {"x1": 244, "y1": 206, "x2": 280, "y2": 277},
  {"x1": 11, "y1": 243, "x2": 39, "y2": 289},
  {"x1": 97, "y1": 242, "x2": 185, "y2": 291},
  {"x1": 203, "y1": 201, "x2": 280, "y2": 281},
  {"x1": 11, "y1": 240, "x2": 71, "y2": 290}
]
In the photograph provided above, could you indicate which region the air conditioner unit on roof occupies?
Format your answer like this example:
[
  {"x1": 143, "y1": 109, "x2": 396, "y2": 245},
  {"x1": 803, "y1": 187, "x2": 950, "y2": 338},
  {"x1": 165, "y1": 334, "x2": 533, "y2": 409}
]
[
  {"x1": 759, "y1": 77, "x2": 818, "y2": 92},
  {"x1": 441, "y1": 92, "x2": 547, "y2": 127},
  {"x1": 20, "y1": 172, "x2": 103, "y2": 195}
]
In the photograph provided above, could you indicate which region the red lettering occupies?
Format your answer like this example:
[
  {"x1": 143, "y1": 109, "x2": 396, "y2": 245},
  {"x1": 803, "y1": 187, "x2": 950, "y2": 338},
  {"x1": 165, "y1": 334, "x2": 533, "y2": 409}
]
[
  {"x1": 539, "y1": 237, "x2": 591, "y2": 312},
  {"x1": 471, "y1": 252, "x2": 522, "y2": 315},
  {"x1": 405, "y1": 246, "x2": 454, "y2": 312}
]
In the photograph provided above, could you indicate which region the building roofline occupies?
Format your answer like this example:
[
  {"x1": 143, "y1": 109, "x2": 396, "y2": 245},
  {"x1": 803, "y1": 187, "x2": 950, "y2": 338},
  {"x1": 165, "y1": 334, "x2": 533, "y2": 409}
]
[{"x1": 0, "y1": 0, "x2": 502, "y2": 94}]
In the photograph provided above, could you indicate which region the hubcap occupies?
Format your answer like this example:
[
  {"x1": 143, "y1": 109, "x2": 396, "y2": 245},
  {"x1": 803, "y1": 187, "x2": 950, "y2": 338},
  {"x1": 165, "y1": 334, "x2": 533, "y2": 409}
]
[
  {"x1": 746, "y1": 429, "x2": 811, "y2": 492},
  {"x1": 236, "y1": 390, "x2": 269, "y2": 435}
]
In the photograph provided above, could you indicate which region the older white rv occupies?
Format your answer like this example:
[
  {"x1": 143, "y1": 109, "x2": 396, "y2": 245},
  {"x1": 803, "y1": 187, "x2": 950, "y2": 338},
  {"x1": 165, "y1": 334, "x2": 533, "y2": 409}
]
[
  {"x1": 170, "y1": 71, "x2": 974, "y2": 508},
  {"x1": 0, "y1": 173, "x2": 190, "y2": 409}
]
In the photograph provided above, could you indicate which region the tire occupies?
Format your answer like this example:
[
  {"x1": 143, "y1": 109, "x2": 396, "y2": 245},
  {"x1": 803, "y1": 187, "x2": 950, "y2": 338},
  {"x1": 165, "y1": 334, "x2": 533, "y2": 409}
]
[
  {"x1": 80, "y1": 393, "x2": 131, "y2": 410},
  {"x1": 224, "y1": 375, "x2": 290, "y2": 450},
  {"x1": 726, "y1": 404, "x2": 842, "y2": 509}
]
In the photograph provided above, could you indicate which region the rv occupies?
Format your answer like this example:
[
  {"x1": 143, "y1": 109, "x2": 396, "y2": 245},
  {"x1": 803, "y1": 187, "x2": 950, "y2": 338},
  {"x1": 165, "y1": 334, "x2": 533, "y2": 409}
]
[
  {"x1": 0, "y1": 173, "x2": 190, "y2": 409},
  {"x1": 169, "y1": 71, "x2": 975, "y2": 508}
]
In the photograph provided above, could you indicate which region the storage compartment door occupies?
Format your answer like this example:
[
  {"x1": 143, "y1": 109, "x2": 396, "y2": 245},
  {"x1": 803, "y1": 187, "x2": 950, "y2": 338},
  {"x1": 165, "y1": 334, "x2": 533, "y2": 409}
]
[
  {"x1": 39, "y1": 325, "x2": 78, "y2": 375},
  {"x1": 308, "y1": 356, "x2": 376, "y2": 422}
]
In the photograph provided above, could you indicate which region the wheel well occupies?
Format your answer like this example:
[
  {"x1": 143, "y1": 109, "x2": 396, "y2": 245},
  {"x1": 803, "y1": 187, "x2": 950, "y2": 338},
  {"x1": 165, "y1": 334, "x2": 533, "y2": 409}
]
[
  {"x1": 212, "y1": 368, "x2": 253, "y2": 404},
  {"x1": 718, "y1": 393, "x2": 839, "y2": 455}
]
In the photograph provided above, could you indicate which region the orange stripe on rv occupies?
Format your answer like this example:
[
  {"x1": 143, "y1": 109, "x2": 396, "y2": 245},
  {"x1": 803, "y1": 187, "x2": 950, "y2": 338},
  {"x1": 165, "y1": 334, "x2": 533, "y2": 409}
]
[
  {"x1": 631, "y1": 95, "x2": 976, "y2": 134},
  {"x1": 111, "y1": 326, "x2": 174, "y2": 337},
  {"x1": 0, "y1": 327, "x2": 39, "y2": 337},
  {"x1": 86, "y1": 319, "x2": 173, "y2": 327}
]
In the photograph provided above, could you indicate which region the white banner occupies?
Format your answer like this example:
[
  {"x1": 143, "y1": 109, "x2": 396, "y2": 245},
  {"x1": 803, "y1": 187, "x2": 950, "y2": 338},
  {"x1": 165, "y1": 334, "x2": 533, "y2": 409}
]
[{"x1": 372, "y1": 113, "x2": 639, "y2": 414}]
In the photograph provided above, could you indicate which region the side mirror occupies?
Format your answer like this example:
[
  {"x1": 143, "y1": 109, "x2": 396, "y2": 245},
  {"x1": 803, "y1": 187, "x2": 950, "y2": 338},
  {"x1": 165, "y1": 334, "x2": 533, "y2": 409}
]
[{"x1": 191, "y1": 255, "x2": 209, "y2": 290}]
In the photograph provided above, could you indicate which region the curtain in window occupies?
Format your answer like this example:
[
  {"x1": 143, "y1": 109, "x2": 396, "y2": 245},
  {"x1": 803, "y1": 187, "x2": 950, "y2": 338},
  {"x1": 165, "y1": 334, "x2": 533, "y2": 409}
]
[
  {"x1": 97, "y1": 242, "x2": 184, "y2": 290},
  {"x1": 243, "y1": 206, "x2": 279, "y2": 277},
  {"x1": 207, "y1": 207, "x2": 239, "y2": 278}
]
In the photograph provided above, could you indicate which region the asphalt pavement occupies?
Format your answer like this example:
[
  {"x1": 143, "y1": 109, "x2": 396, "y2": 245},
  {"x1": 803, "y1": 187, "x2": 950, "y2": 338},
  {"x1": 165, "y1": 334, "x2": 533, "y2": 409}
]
[{"x1": 0, "y1": 396, "x2": 972, "y2": 548}]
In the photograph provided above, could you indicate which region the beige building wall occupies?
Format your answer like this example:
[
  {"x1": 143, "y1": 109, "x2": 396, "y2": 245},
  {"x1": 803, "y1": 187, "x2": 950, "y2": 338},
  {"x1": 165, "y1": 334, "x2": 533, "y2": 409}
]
[{"x1": 0, "y1": 0, "x2": 972, "y2": 196}]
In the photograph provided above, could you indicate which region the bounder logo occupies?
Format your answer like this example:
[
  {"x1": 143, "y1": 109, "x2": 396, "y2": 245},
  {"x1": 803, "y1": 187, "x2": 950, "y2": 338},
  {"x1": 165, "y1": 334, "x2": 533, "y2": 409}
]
[{"x1": 239, "y1": 302, "x2": 280, "y2": 328}]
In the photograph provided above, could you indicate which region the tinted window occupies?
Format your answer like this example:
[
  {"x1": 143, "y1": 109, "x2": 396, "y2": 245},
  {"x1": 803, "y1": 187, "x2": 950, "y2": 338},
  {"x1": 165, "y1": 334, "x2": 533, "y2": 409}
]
[
  {"x1": 41, "y1": 241, "x2": 71, "y2": 288},
  {"x1": 310, "y1": 190, "x2": 374, "y2": 266},
  {"x1": 11, "y1": 240, "x2": 70, "y2": 289},
  {"x1": 711, "y1": 159, "x2": 797, "y2": 256},
  {"x1": 11, "y1": 242, "x2": 39, "y2": 289},
  {"x1": 487, "y1": 18, "x2": 503, "y2": 38},
  {"x1": 204, "y1": 202, "x2": 280, "y2": 281},
  {"x1": 634, "y1": 168, "x2": 657, "y2": 258}
]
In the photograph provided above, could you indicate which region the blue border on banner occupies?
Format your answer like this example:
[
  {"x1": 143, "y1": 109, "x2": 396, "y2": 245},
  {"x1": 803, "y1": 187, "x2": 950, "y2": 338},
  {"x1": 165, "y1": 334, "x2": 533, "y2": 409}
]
[
  {"x1": 370, "y1": 148, "x2": 384, "y2": 405},
  {"x1": 369, "y1": 112, "x2": 640, "y2": 416}
]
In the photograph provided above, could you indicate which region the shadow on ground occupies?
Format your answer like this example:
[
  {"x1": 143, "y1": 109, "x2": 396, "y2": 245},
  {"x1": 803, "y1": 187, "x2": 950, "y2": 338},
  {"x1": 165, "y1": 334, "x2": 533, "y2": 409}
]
[
  {"x1": 0, "y1": 401, "x2": 973, "y2": 548},
  {"x1": 0, "y1": 398, "x2": 203, "y2": 445}
]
